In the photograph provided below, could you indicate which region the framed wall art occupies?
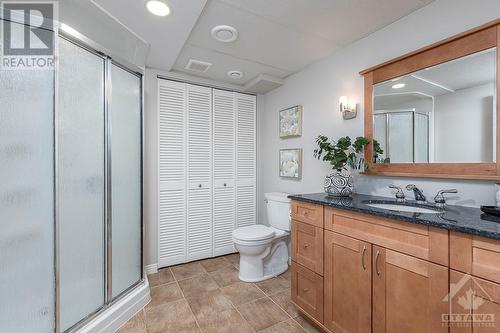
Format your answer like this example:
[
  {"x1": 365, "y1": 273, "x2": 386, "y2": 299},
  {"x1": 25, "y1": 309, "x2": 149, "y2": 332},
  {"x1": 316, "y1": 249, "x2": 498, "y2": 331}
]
[
  {"x1": 279, "y1": 148, "x2": 302, "y2": 179},
  {"x1": 279, "y1": 105, "x2": 302, "y2": 138}
]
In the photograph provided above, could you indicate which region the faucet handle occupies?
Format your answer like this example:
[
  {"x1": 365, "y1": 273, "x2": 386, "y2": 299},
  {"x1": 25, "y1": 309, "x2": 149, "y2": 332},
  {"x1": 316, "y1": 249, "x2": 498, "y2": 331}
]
[
  {"x1": 434, "y1": 189, "x2": 458, "y2": 208},
  {"x1": 389, "y1": 185, "x2": 405, "y2": 203}
]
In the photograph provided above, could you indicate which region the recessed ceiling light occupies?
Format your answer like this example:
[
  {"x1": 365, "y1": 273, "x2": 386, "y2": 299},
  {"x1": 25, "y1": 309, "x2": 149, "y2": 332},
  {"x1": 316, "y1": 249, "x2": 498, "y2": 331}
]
[
  {"x1": 146, "y1": 0, "x2": 171, "y2": 16},
  {"x1": 227, "y1": 70, "x2": 243, "y2": 79},
  {"x1": 392, "y1": 83, "x2": 406, "y2": 89},
  {"x1": 211, "y1": 25, "x2": 238, "y2": 43}
]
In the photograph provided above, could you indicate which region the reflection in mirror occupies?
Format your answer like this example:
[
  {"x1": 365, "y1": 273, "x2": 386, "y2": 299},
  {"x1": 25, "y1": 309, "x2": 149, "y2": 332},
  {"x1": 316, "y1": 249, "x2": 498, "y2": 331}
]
[{"x1": 373, "y1": 47, "x2": 496, "y2": 164}]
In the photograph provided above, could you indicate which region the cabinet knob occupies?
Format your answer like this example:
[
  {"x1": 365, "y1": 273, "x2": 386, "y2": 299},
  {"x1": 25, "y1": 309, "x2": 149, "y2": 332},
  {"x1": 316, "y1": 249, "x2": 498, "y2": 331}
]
[
  {"x1": 224, "y1": 183, "x2": 227, "y2": 187},
  {"x1": 302, "y1": 288, "x2": 309, "y2": 293},
  {"x1": 198, "y1": 184, "x2": 202, "y2": 188},
  {"x1": 303, "y1": 244, "x2": 310, "y2": 249}
]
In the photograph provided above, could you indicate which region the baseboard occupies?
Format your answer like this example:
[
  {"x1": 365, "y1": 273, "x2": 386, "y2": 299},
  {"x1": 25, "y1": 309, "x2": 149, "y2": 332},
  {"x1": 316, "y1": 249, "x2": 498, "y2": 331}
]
[
  {"x1": 76, "y1": 279, "x2": 151, "y2": 333},
  {"x1": 145, "y1": 263, "x2": 158, "y2": 275}
]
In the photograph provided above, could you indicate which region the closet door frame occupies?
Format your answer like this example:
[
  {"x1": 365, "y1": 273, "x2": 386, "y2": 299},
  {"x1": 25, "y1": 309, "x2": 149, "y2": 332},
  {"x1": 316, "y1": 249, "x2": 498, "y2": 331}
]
[{"x1": 56, "y1": 31, "x2": 144, "y2": 333}]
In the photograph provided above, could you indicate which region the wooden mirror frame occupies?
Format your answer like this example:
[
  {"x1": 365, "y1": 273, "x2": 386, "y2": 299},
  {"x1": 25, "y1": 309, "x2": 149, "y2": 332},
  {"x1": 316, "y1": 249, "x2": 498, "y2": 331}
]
[{"x1": 360, "y1": 19, "x2": 500, "y2": 180}]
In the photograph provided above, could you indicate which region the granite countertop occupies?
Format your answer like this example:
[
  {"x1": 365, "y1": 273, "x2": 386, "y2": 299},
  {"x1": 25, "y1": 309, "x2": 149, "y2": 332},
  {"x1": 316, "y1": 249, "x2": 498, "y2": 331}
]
[{"x1": 288, "y1": 193, "x2": 500, "y2": 240}]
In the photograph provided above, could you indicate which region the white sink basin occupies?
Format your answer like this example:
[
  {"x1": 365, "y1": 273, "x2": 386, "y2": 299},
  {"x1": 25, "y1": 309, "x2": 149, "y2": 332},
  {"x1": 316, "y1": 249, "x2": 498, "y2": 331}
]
[{"x1": 365, "y1": 203, "x2": 441, "y2": 214}]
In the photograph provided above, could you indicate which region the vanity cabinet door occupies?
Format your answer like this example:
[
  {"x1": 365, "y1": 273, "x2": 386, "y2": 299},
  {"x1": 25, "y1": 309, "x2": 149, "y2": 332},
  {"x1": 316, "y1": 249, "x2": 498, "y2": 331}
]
[
  {"x1": 291, "y1": 262, "x2": 324, "y2": 323},
  {"x1": 324, "y1": 231, "x2": 372, "y2": 333},
  {"x1": 372, "y1": 247, "x2": 448, "y2": 333},
  {"x1": 291, "y1": 220, "x2": 323, "y2": 275},
  {"x1": 450, "y1": 270, "x2": 500, "y2": 333}
]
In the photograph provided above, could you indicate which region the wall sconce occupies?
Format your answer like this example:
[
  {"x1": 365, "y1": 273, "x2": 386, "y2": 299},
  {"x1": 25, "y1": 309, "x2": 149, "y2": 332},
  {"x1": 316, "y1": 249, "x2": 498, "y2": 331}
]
[{"x1": 339, "y1": 96, "x2": 358, "y2": 120}]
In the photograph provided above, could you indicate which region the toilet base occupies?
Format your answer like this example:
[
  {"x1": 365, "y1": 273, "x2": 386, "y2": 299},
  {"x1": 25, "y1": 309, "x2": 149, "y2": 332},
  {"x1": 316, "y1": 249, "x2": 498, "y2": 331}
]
[
  {"x1": 238, "y1": 263, "x2": 288, "y2": 282},
  {"x1": 236, "y1": 237, "x2": 289, "y2": 282}
]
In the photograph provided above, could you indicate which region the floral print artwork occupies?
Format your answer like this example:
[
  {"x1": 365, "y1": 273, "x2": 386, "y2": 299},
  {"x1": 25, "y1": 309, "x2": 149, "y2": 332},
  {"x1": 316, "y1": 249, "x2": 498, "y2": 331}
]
[
  {"x1": 279, "y1": 106, "x2": 302, "y2": 138},
  {"x1": 279, "y1": 149, "x2": 302, "y2": 179}
]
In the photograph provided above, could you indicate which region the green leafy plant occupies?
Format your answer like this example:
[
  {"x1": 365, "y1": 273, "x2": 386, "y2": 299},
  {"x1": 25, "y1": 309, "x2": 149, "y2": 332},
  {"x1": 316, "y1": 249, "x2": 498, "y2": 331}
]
[{"x1": 313, "y1": 135, "x2": 383, "y2": 171}]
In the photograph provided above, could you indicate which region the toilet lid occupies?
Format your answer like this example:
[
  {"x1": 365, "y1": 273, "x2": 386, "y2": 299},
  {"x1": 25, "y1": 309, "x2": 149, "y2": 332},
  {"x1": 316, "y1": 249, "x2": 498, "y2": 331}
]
[{"x1": 232, "y1": 225, "x2": 275, "y2": 241}]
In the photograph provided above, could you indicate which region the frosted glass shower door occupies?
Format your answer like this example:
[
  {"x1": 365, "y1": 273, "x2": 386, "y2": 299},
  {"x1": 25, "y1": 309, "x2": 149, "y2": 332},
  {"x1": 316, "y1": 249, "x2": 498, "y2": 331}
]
[
  {"x1": 58, "y1": 38, "x2": 106, "y2": 331},
  {"x1": 0, "y1": 23, "x2": 55, "y2": 332},
  {"x1": 110, "y1": 64, "x2": 142, "y2": 298}
]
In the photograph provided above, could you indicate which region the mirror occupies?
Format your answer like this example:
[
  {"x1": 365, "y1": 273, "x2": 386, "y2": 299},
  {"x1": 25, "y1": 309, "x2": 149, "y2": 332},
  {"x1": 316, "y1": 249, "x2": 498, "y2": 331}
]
[{"x1": 372, "y1": 47, "x2": 497, "y2": 164}]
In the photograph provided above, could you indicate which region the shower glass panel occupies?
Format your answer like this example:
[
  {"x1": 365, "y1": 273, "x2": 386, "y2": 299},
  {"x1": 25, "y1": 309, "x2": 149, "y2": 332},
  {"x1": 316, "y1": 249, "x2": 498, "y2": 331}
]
[
  {"x1": 0, "y1": 24, "x2": 55, "y2": 332},
  {"x1": 58, "y1": 38, "x2": 106, "y2": 330},
  {"x1": 414, "y1": 113, "x2": 429, "y2": 163},
  {"x1": 373, "y1": 114, "x2": 388, "y2": 162},
  {"x1": 110, "y1": 64, "x2": 142, "y2": 298},
  {"x1": 388, "y1": 113, "x2": 414, "y2": 163}
]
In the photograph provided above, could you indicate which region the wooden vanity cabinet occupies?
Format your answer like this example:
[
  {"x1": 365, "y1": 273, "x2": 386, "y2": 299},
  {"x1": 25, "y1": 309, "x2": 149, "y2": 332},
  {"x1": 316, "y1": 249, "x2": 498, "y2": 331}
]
[
  {"x1": 291, "y1": 201, "x2": 453, "y2": 333},
  {"x1": 372, "y1": 247, "x2": 448, "y2": 333},
  {"x1": 324, "y1": 231, "x2": 371, "y2": 333},
  {"x1": 450, "y1": 270, "x2": 500, "y2": 333}
]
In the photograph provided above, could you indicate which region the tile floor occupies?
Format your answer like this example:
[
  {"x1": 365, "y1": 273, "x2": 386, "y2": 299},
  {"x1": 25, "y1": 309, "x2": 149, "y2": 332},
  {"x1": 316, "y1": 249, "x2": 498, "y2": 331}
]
[{"x1": 117, "y1": 253, "x2": 322, "y2": 333}]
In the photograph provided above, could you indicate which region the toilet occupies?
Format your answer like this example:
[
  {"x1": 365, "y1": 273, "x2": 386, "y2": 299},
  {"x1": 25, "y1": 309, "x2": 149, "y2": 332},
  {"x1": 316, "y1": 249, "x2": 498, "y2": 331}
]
[{"x1": 232, "y1": 192, "x2": 291, "y2": 282}]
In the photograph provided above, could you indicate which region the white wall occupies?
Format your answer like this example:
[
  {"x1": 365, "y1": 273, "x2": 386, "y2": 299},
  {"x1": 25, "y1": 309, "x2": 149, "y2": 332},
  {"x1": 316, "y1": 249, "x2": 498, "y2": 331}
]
[
  {"x1": 259, "y1": 0, "x2": 500, "y2": 224},
  {"x1": 434, "y1": 83, "x2": 495, "y2": 162}
]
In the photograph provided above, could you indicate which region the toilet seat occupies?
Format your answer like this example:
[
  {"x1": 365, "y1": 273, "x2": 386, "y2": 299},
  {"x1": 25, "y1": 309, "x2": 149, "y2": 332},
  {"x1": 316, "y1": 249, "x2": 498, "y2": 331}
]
[{"x1": 232, "y1": 225, "x2": 275, "y2": 242}]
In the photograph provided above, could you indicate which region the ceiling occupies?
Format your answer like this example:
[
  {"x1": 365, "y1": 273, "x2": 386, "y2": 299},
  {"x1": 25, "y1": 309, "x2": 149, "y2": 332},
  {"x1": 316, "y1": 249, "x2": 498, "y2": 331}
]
[
  {"x1": 91, "y1": 0, "x2": 435, "y2": 93},
  {"x1": 374, "y1": 48, "x2": 496, "y2": 99}
]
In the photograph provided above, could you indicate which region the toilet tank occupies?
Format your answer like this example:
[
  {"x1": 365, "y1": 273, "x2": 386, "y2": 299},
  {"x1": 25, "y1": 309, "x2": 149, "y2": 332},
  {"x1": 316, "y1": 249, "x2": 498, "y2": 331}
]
[{"x1": 265, "y1": 192, "x2": 291, "y2": 231}]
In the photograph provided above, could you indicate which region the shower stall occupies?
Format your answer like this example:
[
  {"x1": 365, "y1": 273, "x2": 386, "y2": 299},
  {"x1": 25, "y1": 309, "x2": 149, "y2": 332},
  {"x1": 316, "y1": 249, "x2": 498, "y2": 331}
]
[
  {"x1": 373, "y1": 110, "x2": 430, "y2": 163},
  {"x1": 0, "y1": 18, "x2": 144, "y2": 333}
]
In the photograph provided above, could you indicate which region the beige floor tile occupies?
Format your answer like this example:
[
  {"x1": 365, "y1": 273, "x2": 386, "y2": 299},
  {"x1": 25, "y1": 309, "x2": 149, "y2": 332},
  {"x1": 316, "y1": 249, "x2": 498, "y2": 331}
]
[
  {"x1": 178, "y1": 274, "x2": 219, "y2": 298},
  {"x1": 147, "y1": 283, "x2": 184, "y2": 309},
  {"x1": 199, "y1": 257, "x2": 231, "y2": 273},
  {"x1": 236, "y1": 297, "x2": 289, "y2": 331},
  {"x1": 186, "y1": 289, "x2": 233, "y2": 318},
  {"x1": 116, "y1": 310, "x2": 146, "y2": 333},
  {"x1": 148, "y1": 268, "x2": 175, "y2": 287},
  {"x1": 260, "y1": 318, "x2": 307, "y2": 333},
  {"x1": 270, "y1": 289, "x2": 298, "y2": 317},
  {"x1": 195, "y1": 309, "x2": 253, "y2": 333},
  {"x1": 293, "y1": 314, "x2": 322, "y2": 333},
  {"x1": 209, "y1": 265, "x2": 240, "y2": 288},
  {"x1": 220, "y1": 281, "x2": 266, "y2": 306},
  {"x1": 279, "y1": 269, "x2": 291, "y2": 281},
  {"x1": 255, "y1": 277, "x2": 290, "y2": 295},
  {"x1": 145, "y1": 299, "x2": 200, "y2": 333},
  {"x1": 225, "y1": 253, "x2": 240, "y2": 268},
  {"x1": 171, "y1": 262, "x2": 206, "y2": 281}
]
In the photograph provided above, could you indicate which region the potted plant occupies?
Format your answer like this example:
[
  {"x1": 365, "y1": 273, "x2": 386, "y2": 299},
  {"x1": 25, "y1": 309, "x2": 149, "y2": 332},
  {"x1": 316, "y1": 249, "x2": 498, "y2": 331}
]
[{"x1": 313, "y1": 135, "x2": 383, "y2": 196}]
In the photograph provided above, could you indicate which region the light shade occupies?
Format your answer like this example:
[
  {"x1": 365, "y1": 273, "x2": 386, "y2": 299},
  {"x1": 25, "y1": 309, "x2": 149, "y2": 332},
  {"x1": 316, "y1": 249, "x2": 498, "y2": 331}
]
[{"x1": 146, "y1": 0, "x2": 171, "y2": 16}]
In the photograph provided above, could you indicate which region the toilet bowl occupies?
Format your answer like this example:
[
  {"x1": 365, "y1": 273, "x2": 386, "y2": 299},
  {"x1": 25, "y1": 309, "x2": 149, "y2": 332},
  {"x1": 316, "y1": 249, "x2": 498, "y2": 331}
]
[{"x1": 232, "y1": 192, "x2": 291, "y2": 282}]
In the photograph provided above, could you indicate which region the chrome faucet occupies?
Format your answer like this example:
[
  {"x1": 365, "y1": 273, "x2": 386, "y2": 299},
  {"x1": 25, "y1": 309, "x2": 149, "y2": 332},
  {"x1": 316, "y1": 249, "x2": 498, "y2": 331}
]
[
  {"x1": 388, "y1": 185, "x2": 405, "y2": 203},
  {"x1": 406, "y1": 184, "x2": 426, "y2": 203},
  {"x1": 434, "y1": 189, "x2": 458, "y2": 208}
]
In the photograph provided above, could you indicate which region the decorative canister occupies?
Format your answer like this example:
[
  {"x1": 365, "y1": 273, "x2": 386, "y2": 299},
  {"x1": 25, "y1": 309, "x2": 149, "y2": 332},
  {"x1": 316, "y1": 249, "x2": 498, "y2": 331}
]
[{"x1": 324, "y1": 170, "x2": 354, "y2": 197}]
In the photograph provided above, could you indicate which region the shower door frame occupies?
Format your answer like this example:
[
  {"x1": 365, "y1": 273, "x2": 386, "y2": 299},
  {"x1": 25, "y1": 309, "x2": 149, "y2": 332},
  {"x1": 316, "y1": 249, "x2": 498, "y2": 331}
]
[{"x1": 56, "y1": 29, "x2": 145, "y2": 333}]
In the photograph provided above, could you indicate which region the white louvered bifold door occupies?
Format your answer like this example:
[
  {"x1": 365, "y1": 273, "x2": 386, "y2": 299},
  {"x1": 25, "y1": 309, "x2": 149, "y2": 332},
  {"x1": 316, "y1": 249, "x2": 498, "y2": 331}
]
[
  {"x1": 186, "y1": 84, "x2": 213, "y2": 261},
  {"x1": 158, "y1": 80, "x2": 187, "y2": 267},
  {"x1": 236, "y1": 93, "x2": 257, "y2": 228},
  {"x1": 212, "y1": 89, "x2": 236, "y2": 256}
]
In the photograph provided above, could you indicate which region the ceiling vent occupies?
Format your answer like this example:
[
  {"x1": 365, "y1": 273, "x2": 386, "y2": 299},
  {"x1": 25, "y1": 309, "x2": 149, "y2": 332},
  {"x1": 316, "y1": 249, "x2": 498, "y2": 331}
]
[{"x1": 185, "y1": 59, "x2": 212, "y2": 73}]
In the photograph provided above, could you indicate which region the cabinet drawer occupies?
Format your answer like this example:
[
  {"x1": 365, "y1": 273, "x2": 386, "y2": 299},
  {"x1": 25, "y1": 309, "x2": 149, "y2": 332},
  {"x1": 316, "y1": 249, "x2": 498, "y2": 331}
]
[
  {"x1": 450, "y1": 232, "x2": 500, "y2": 284},
  {"x1": 291, "y1": 220, "x2": 323, "y2": 275},
  {"x1": 292, "y1": 200, "x2": 324, "y2": 227},
  {"x1": 291, "y1": 262, "x2": 324, "y2": 323},
  {"x1": 324, "y1": 207, "x2": 449, "y2": 266}
]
